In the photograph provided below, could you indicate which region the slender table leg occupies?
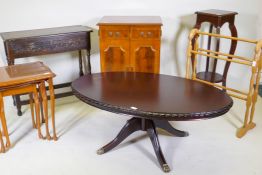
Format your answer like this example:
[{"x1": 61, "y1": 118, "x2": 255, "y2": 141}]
[
  {"x1": 154, "y1": 120, "x2": 189, "y2": 137},
  {"x1": 47, "y1": 78, "x2": 58, "y2": 141},
  {"x1": 39, "y1": 82, "x2": 51, "y2": 140},
  {"x1": 0, "y1": 126, "x2": 5, "y2": 153},
  {"x1": 97, "y1": 117, "x2": 172, "y2": 173},
  {"x1": 223, "y1": 23, "x2": 238, "y2": 87},
  {"x1": 29, "y1": 93, "x2": 36, "y2": 129},
  {"x1": 0, "y1": 93, "x2": 11, "y2": 148},
  {"x1": 33, "y1": 86, "x2": 44, "y2": 139},
  {"x1": 205, "y1": 24, "x2": 213, "y2": 72},
  {"x1": 0, "y1": 93, "x2": 6, "y2": 152},
  {"x1": 86, "y1": 49, "x2": 91, "y2": 74},
  {"x1": 36, "y1": 83, "x2": 45, "y2": 124},
  {"x1": 78, "y1": 50, "x2": 84, "y2": 76},
  {"x1": 212, "y1": 27, "x2": 221, "y2": 74},
  {"x1": 15, "y1": 95, "x2": 22, "y2": 116}
]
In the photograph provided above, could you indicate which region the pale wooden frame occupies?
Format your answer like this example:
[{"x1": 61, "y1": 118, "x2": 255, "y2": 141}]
[{"x1": 186, "y1": 29, "x2": 262, "y2": 138}]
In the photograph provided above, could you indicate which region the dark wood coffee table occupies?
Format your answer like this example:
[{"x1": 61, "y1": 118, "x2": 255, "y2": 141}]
[{"x1": 71, "y1": 72, "x2": 233, "y2": 172}]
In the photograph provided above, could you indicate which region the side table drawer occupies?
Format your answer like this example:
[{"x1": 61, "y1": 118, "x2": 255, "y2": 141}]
[
  {"x1": 131, "y1": 26, "x2": 161, "y2": 40},
  {"x1": 5, "y1": 32, "x2": 89, "y2": 58}
]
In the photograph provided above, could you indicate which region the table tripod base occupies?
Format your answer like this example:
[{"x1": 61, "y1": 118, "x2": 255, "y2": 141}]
[{"x1": 97, "y1": 117, "x2": 172, "y2": 173}]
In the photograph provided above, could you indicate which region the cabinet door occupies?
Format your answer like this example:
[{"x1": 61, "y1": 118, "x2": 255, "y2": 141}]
[
  {"x1": 100, "y1": 40, "x2": 129, "y2": 72},
  {"x1": 130, "y1": 26, "x2": 161, "y2": 73},
  {"x1": 99, "y1": 26, "x2": 130, "y2": 72},
  {"x1": 130, "y1": 40, "x2": 160, "y2": 73}
]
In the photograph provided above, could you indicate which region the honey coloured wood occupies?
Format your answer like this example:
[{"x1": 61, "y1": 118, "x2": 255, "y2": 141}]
[
  {"x1": 0, "y1": 62, "x2": 55, "y2": 87},
  {"x1": 186, "y1": 29, "x2": 262, "y2": 138},
  {"x1": 0, "y1": 61, "x2": 58, "y2": 152},
  {"x1": 98, "y1": 16, "x2": 162, "y2": 73}
]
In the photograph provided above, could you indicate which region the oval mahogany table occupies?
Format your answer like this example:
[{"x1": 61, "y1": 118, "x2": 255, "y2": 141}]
[{"x1": 71, "y1": 72, "x2": 233, "y2": 173}]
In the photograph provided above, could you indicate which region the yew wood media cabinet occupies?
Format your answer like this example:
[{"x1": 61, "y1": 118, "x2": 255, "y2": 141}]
[{"x1": 97, "y1": 16, "x2": 162, "y2": 73}]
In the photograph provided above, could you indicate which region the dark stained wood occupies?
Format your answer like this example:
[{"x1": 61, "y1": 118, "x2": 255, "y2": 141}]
[
  {"x1": 196, "y1": 72, "x2": 223, "y2": 83},
  {"x1": 97, "y1": 117, "x2": 170, "y2": 172},
  {"x1": 0, "y1": 25, "x2": 93, "y2": 116},
  {"x1": 154, "y1": 119, "x2": 188, "y2": 137},
  {"x1": 72, "y1": 72, "x2": 233, "y2": 120},
  {"x1": 194, "y1": 9, "x2": 238, "y2": 87},
  {"x1": 72, "y1": 72, "x2": 233, "y2": 172},
  {"x1": 195, "y1": 9, "x2": 238, "y2": 17}
]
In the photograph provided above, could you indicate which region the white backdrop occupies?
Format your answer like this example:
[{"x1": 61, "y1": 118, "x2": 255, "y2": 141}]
[{"x1": 0, "y1": 0, "x2": 261, "y2": 90}]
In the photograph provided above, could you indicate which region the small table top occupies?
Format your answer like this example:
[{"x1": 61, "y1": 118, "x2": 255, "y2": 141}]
[
  {"x1": 72, "y1": 72, "x2": 233, "y2": 121},
  {"x1": 195, "y1": 9, "x2": 238, "y2": 17},
  {"x1": 0, "y1": 61, "x2": 55, "y2": 87},
  {"x1": 97, "y1": 16, "x2": 162, "y2": 26},
  {"x1": 0, "y1": 25, "x2": 93, "y2": 40}
]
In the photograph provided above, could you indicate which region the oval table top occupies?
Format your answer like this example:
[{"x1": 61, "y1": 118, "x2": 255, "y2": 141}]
[{"x1": 71, "y1": 72, "x2": 233, "y2": 121}]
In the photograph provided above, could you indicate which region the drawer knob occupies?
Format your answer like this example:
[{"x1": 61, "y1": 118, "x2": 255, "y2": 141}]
[
  {"x1": 108, "y1": 32, "x2": 113, "y2": 36},
  {"x1": 140, "y1": 32, "x2": 145, "y2": 37},
  {"x1": 115, "y1": 32, "x2": 120, "y2": 37},
  {"x1": 147, "y1": 32, "x2": 152, "y2": 36}
]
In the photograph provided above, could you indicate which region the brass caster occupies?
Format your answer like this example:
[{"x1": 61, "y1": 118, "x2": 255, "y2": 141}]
[
  {"x1": 162, "y1": 164, "x2": 170, "y2": 173},
  {"x1": 97, "y1": 148, "x2": 105, "y2": 155}
]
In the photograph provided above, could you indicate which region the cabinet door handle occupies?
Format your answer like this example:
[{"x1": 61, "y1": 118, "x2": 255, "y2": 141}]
[{"x1": 140, "y1": 32, "x2": 145, "y2": 37}]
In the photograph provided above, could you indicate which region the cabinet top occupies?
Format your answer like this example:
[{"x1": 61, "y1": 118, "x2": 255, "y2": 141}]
[
  {"x1": 97, "y1": 16, "x2": 162, "y2": 26},
  {"x1": 0, "y1": 25, "x2": 93, "y2": 40},
  {"x1": 0, "y1": 61, "x2": 55, "y2": 87}
]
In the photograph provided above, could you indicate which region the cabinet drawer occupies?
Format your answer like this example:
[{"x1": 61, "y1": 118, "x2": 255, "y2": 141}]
[
  {"x1": 131, "y1": 26, "x2": 161, "y2": 39},
  {"x1": 100, "y1": 26, "x2": 129, "y2": 40}
]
